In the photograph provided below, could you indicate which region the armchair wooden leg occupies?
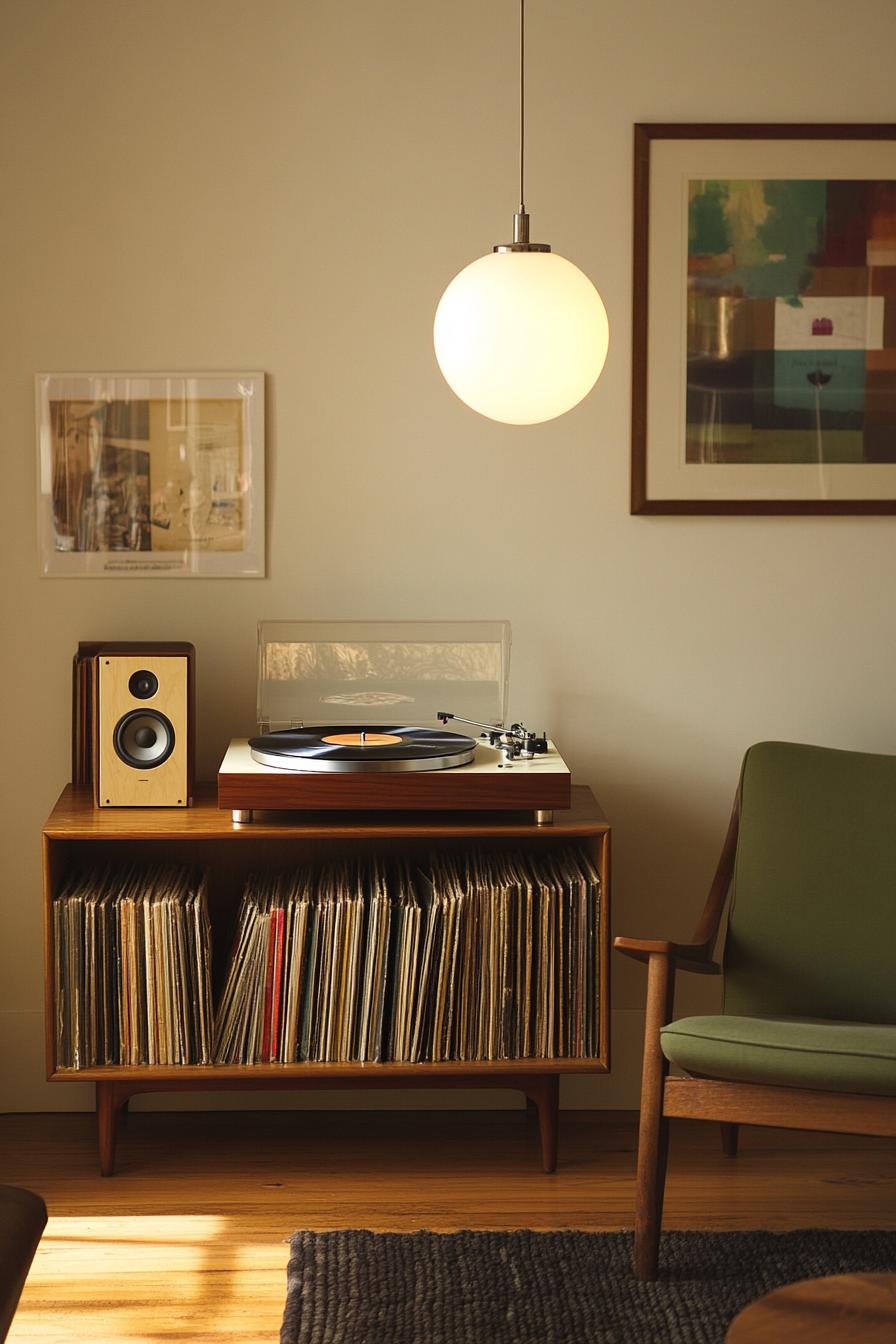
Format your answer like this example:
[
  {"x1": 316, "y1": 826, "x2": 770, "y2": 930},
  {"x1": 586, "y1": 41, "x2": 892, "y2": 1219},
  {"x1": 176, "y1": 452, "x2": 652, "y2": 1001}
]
[
  {"x1": 634, "y1": 954, "x2": 674, "y2": 1281},
  {"x1": 720, "y1": 1122, "x2": 739, "y2": 1157}
]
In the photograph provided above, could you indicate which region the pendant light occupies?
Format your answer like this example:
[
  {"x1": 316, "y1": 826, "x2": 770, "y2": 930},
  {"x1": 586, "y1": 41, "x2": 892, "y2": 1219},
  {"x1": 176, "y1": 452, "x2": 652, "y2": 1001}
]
[{"x1": 433, "y1": 0, "x2": 609, "y2": 426}]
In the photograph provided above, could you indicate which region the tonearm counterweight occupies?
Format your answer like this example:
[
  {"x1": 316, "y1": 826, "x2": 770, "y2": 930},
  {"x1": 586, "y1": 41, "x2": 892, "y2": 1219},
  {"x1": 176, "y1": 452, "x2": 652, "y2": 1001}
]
[{"x1": 437, "y1": 712, "x2": 548, "y2": 767}]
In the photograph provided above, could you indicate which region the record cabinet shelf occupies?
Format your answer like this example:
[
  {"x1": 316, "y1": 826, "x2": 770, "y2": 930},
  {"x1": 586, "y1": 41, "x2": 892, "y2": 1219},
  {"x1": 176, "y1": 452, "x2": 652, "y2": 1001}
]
[{"x1": 42, "y1": 784, "x2": 610, "y2": 1176}]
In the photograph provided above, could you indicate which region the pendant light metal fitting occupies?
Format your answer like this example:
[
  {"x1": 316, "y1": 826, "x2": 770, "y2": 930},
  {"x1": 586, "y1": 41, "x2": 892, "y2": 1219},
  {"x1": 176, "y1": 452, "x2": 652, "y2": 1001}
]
[{"x1": 494, "y1": 211, "x2": 550, "y2": 253}]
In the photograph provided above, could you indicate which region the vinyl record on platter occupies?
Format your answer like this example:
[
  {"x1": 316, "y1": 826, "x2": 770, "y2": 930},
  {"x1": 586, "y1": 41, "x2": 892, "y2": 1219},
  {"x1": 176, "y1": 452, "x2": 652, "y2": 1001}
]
[{"x1": 248, "y1": 724, "x2": 477, "y2": 773}]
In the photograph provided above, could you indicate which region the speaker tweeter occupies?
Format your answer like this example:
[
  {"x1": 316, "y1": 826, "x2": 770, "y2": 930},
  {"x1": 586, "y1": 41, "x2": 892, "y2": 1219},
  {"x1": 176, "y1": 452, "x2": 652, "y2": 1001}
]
[{"x1": 128, "y1": 669, "x2": 160, "y2": 701}]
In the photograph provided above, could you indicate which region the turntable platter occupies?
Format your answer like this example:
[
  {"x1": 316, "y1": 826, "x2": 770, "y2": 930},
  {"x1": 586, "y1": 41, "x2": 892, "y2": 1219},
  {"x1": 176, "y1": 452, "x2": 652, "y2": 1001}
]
[{"x1": 248, "y1": 725, "x2": 478, "y2": 774}]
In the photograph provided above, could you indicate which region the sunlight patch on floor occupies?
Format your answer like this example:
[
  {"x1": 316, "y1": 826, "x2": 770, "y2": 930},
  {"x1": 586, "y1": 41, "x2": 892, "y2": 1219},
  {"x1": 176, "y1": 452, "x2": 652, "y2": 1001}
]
[{"x1": 8, "y1": 1216, "x2": 287, "y2": 1343}]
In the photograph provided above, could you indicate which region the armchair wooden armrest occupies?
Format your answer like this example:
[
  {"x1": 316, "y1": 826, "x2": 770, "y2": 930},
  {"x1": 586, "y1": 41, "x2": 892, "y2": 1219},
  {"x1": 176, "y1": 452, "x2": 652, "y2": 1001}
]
[{"x1": 613, "y1": 937, "x2": 721, "y2": 975}]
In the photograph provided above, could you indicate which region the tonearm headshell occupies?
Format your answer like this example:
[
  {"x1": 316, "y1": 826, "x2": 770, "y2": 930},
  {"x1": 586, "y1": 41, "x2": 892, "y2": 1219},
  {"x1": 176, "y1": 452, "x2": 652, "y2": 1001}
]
[{"x1": 437, "y1": 712, "x2": 549, "y2": 767}]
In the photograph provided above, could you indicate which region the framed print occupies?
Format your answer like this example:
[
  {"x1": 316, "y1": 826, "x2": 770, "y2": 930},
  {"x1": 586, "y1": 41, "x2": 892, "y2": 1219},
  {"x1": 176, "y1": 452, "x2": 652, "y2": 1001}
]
[
  {"x1": 37, "y1": 372, "x2": 265, "y2": 575},
  {"x1": 632, "y1": 124, "x2": 896, "y2": 514}
]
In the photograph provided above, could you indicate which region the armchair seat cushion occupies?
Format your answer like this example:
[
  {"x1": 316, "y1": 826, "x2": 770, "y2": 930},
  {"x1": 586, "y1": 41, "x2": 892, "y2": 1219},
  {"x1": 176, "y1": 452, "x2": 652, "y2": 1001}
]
[{"x1": 660, "y1": 1014, "x2": 896, "y2": 1096}]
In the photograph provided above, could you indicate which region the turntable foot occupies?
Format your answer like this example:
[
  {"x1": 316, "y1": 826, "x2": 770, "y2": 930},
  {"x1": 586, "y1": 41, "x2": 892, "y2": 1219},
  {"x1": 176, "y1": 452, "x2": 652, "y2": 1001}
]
[
  {"x1": 232, "y1": 809, "x2": 254, "y2": 824},
  {"x1": 535, "y1": 809, "x2": 554, "y2": 826}
]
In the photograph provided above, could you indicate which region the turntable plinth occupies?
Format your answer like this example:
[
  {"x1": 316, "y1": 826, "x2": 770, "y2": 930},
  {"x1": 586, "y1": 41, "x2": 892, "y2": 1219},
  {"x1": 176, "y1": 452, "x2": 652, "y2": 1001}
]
[{"x1": 217, "y1": 738, "x2": 572, "y2": 818}]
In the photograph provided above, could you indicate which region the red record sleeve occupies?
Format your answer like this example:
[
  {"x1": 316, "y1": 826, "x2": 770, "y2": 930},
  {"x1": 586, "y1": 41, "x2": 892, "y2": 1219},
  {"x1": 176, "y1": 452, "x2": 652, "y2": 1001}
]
[{"x1": 269, "y1": 908, "x2": 286, "y2": 1063}]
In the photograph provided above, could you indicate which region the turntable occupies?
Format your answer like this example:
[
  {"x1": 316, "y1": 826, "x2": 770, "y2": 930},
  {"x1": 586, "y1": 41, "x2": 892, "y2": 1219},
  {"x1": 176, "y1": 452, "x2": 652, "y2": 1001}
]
[{"x1": 217, "y1": 620, "x2": 572, "y2": 822}]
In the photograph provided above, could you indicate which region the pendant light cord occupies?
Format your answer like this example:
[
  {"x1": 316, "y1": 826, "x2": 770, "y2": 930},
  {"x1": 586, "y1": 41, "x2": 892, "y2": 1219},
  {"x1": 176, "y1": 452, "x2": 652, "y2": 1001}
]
[
  {"x1": 518, "y1": 0, "x2": 525, "y2": 214},
  {"x1": 503, "y1": 0, "x2": 542, "y2": 248}
]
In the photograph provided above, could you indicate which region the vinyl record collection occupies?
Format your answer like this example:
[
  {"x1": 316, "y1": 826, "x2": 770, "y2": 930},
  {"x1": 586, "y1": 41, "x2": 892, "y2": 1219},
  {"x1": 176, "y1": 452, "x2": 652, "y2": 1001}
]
[
  {"x1": 213, "y1": 846, "x2": 601, "y2": 1065},
  {"x1": 54, "y1": 847, "x2": 601, "y2": 1070},
  {"x1": 54, "y1": 863, "x2": 213, "y2": 1068}
]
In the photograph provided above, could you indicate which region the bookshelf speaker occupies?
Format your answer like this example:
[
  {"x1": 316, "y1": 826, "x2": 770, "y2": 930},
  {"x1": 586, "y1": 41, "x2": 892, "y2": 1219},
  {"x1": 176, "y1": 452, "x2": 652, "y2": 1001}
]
[{"x1": 94, "y1": 646, "x2": 194, "y2": 807}]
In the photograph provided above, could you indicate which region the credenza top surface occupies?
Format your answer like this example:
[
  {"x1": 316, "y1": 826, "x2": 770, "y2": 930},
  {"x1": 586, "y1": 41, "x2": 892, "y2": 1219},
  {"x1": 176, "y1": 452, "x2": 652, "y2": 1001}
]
[{"x1": 44, "y1": 783, "x2": 609, "y2": 840}]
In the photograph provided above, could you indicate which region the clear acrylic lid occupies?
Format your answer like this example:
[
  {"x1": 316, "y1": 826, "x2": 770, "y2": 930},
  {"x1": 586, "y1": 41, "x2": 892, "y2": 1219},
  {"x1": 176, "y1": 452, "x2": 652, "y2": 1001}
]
[{"x1": 257, "y1": 620, "x2": 511, "y2": 731}]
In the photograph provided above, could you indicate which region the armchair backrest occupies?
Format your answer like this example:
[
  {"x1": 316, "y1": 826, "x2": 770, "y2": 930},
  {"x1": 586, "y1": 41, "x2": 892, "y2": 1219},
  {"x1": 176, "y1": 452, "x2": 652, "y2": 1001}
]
[{"x1": 723, "y1": 741, "x2": 896, "y2": 1024}]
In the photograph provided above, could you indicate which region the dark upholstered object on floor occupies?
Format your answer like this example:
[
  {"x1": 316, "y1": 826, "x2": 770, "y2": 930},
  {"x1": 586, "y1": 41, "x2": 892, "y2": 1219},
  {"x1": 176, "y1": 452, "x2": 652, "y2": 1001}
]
[
  {"x1": 0, "y1": 1186, "x2": 47, "y2": 1342},
  {"x1": 280, "y1": 1228, "x2": 896, "y2": 1344}
]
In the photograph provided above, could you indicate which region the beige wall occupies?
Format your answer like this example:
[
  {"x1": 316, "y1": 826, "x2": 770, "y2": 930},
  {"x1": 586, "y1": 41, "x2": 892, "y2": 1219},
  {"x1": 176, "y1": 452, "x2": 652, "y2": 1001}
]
[{"x1": 2, "y1": 0, "x2": 895, "y2": 1112}]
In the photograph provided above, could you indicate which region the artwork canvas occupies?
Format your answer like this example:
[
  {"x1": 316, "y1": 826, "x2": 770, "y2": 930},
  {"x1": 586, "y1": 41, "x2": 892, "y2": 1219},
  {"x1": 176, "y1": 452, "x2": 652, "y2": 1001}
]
[
  {"x1": 37, "y1": 373, "x2": 265, "y2": 575},
  {"x1": 632, "y1": 126, "x2": 896, "y2": 513},
  {"x1": 687, "y1": 177, "x2": 896, "y2": 466}
]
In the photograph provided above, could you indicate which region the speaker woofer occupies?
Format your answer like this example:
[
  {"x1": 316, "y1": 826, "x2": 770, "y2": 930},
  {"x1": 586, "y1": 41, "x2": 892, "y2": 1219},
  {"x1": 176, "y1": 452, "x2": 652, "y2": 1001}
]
[{"x1": 114, "y1": 710, "x2": 176, "y2": 770}]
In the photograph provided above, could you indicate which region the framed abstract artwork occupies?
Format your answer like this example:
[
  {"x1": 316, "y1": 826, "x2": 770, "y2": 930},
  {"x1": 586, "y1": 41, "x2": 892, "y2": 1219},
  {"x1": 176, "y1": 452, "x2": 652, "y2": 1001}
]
[
  {"x1": 631, "y1": 124, "x2": 896, "y2": 514},
  {"x1": 37, "y1": 372, "x2": 265, "y2": 575}
]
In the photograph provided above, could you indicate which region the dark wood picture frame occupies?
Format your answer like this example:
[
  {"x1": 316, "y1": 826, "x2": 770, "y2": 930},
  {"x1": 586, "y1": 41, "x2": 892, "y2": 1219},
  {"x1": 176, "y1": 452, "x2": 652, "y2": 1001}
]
[{"x1": 631, "y1": 123, "x2": 896, "y2": 515}]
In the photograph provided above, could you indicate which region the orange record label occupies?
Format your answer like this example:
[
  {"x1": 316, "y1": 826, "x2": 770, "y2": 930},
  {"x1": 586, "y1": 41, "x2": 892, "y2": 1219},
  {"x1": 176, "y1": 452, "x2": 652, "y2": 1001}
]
[{"x1": 320, "y1": 732, "x2": 403, "y2": 747}]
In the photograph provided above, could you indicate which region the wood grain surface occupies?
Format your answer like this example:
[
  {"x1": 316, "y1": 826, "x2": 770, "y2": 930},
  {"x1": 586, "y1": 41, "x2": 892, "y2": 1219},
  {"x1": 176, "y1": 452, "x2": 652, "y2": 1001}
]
[
  {"x1": 727, "y1": 1271, "x2": 896, "y2": 1342},
  {"x1": 664, "y1": 1079, "x2": 896, "y2": 1138},
  {"x1": 217, "y1": 765, "x2": 573, "y2": 812},
  {"x1": 45, "y1": 783, "x2": 608, "y2": 838},
  {"x1": 5, "y1": 1112, "x2": 895, "y2": 1344}
]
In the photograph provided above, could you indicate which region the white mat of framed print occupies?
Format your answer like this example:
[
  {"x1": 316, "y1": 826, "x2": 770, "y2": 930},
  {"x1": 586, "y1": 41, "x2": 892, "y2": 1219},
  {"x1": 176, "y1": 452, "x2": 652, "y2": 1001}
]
[
  {"x1": 37, "y1": 372, "x2": 265, "y2": 575},
  {"x1": 631, "y1": 125, "x2": 896, "y2": 515}
]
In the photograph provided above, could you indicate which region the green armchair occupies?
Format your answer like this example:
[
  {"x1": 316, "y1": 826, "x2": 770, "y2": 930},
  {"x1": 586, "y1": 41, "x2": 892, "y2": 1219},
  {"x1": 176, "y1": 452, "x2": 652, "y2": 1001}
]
[{"x1": 616, "y1": 741, "x2": 896, "y2": 1281}]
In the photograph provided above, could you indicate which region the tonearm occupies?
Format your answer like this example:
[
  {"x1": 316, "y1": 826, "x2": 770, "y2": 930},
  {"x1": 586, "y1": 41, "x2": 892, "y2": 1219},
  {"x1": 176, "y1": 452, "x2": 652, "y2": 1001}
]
[{"x1": 437, "y1": 712, "x2": 548, "y2": 766}]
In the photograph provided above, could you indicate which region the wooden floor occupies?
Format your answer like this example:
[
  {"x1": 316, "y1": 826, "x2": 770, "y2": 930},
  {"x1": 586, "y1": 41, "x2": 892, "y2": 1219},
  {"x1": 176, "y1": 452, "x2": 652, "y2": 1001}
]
[{"x1": 4, "y1": 1109, "x2": 895, "y2": 1342}]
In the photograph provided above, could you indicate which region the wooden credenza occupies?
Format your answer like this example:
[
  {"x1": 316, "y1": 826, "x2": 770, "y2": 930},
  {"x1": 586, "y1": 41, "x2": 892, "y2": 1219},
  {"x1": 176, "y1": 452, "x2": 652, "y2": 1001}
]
[{"x1": 42, "y1": 784, "x2": 610, "y2": 1175}]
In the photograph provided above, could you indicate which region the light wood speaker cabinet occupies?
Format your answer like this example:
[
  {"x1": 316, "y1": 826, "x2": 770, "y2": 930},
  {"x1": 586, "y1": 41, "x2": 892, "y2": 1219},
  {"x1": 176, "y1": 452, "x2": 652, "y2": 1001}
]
[{"x1": 95, "y1": 647, "x2": 194, "y2": 807}]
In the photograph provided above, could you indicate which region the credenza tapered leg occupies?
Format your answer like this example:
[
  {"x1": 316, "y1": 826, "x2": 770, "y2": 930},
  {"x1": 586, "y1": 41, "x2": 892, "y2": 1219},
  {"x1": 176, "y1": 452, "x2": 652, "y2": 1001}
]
[
  {"x1": 526, "y1": 1075, "x2": 559, "y2": 1173},
  {"x1": 97, "y1": 1082, "x2": 129, "y2": 1177}
]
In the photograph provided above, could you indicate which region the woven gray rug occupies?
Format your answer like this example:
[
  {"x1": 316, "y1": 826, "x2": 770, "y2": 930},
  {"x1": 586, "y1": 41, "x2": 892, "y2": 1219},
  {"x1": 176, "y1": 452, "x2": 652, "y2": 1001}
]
[{"x1": 280, "y1": 1228, "x2": 896, "y2": 1343}]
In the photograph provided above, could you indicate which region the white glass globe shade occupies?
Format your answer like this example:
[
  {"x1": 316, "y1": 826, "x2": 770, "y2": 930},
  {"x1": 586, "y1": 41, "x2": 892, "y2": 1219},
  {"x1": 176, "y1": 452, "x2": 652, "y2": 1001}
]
[{"x1": 433, "y1": 250, "x2": 609, "y2": 425}]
